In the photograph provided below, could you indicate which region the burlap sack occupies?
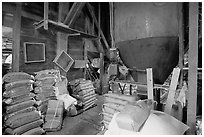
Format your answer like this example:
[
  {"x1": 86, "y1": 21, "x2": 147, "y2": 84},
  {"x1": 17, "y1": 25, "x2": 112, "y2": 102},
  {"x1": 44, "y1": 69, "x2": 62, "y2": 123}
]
[
  {"x1": 83, "y1": 99, "x2": 96, "y2": 110},
  {"x1": 5, "y1": 106, "x2": 36, "y2": 121},
  {"x1": 3, "y1": 72, "x2": 34, "y2": 83},
  {"x1": 102, "y1": 103, "x2": 124, "y2": 115},
  {"x1": 5, "y1": 111, "x2": 41, "y2": 129},
  {"x1": 5, "y1": 80, "x2": 34, "y2": 91},
  {"x1": 6, "y1": 100, "x2": 36, "y2": 114},
  {"x1": 104, "y1": 93, "x2": 137, "y2": 103},
  {"x1": 22, "y1": 127, "x2": 45, "y2": 135},
  {"x1": 105, "y1": 97, "x2": 128, "y2": 106},
  {"x1": 3, "y1": 85, "x2": 33, "y2": 98},
  {"x1": 3, "y1": 93, "x2": 35, "y2": 105},
  {"x1": 4, "y1": 97, "x2": 35, "y2": 106},
  {"x1": 34, "y1": 77, "x2": 56, "y2": 87},
  {"x1": 4, "y1": 119, "x2": 44, "y2": 135},
  {"x1": 78, "y1": 88, "x2": 95, "y2": 96},
  {"x1": 34, "y1": 86, "x2": 55, "y2": 94}
]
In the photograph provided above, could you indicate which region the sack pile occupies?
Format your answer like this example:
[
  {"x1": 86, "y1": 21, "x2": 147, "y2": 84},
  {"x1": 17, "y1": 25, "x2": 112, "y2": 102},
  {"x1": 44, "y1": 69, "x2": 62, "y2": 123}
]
[
  {"x1": 43, "y1": 100, "x2": 64, "y2": 132},
  {"x1": 2, "y1": 72, "x2": 45, "y2": 135},
  {"x1": 101, "y1": 93, "x2": 137, "y2": 130},
  {"x1": 33, "y1": 69, "x2": 60, "y2": 115},
  {"x1": 70, "y1": 79, "x2": 97, "y2": 111}
]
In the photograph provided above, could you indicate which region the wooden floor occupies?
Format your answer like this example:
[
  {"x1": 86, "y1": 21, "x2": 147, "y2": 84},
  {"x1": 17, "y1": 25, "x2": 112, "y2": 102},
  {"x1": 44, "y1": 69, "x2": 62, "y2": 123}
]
[{"x1": 47, "y1": 95, "x2": 104, "y2": 135}]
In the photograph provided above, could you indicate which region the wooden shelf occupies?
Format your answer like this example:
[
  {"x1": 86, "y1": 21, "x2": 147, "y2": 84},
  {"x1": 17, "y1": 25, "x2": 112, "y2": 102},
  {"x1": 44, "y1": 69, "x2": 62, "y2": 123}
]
[{"x1": 34, "y1": 19, "x2": 98, "y2": 39}]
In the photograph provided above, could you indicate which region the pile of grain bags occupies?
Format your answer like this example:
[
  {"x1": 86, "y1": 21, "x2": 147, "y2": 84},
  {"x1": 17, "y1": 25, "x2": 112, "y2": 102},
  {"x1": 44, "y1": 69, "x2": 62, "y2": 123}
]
[
  {"x1": 70, "y1": 79, "x2": 97, "y2": 111},
  {"x1": 33, "y1": 69, "x2": 60, "y2": 115},
  {"x1": 43, "y1": 100, "x2": 64, "y2": 132},
  {"x1": 2, "y1": 72, "x2": 45, "y2": 135},
  {"x1": 101, "y1": 93, "x2": 137, "y2": 130}
]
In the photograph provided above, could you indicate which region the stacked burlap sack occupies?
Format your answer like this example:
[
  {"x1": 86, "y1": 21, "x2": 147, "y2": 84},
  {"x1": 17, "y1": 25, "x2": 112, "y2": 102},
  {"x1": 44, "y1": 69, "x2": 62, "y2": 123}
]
[
  {"x1": 70, "y1": 79, "x2": 97, "y2": 111},
  {"x1": 34, "y1": 69, "x2": 76, "y2": 131},
  {"x1": 33, "y1": 69, "x2": 60, "y2": 115},
  {"x1": 100, "y1": 93, "x2": 137, "y2": 130},
  {"x1": 2, "y1": 72, "x2": 45, "y2": 135}
]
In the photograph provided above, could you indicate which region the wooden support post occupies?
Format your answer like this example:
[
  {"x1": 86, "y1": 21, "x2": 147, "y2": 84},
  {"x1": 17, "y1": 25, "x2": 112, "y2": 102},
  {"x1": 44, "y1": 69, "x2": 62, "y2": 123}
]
[
  {"x1": 187, "y1": 2, "x2": 198, "y2": 135},
  {"x1": 155, "y1": 88, "x2": 162, "y2": 111},
  {"x1": 109, "y1": 2, "x2": 115, "y2": 48},
  {"x1": 164, "y1": 68, "x2": 180, "y2": 115},
  {"x1": 44, "y1": 2, "x2": 48, "y2": 30},
  {"x1": 98, "y1": 3, "x2": 104, "y2": 95},
  {"x1": 97, "y1": 2, "x2": 101, "y2": 52},
  {"x1": 100, "y1": 53, "x2": 104, "y2": 95},
  {"x1": 146, "y1": 68, "x2": 154, "y2": 100},
  {"x1": 84, "y1": 42, "x2": 88, "y2": 79},
  {"x1": 56, "y1": 2, "x2": 69, "y2": 76},
  {"x1": 178, "y1": 3, "x2": 184, "y2": 88},
  {"x1": 58, "y1": 2, "x2": 63, "y2": 22},
  {"x1": 12, "y1": 3, "x2": 21, "y2": 72}
]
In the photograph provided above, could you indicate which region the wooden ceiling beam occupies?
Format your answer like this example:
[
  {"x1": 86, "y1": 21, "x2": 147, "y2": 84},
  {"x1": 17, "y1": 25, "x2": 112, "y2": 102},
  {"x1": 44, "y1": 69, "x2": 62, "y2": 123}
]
[
  {"x1": 86, "y1": 3, "x2": 110, "y2": 50},
  {"x1": 63, "y1": 2, "x2": 86, "y2": 27}
]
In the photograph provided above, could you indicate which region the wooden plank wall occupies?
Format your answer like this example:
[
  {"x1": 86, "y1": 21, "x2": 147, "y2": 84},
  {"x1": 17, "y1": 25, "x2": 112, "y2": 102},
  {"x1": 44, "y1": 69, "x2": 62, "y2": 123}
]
[
  {"x1": 19, "y1": 16, "x2": 57, "y2": 74},
  {"x1": 5, "y1": 2, "x2": 99, "y2": 80},
  {"x1": 67, "y1": 36, "x2": 84, "y2": 81},
  {"x1": 66, "y1": 10, "x2": 86, "y2": 81}
]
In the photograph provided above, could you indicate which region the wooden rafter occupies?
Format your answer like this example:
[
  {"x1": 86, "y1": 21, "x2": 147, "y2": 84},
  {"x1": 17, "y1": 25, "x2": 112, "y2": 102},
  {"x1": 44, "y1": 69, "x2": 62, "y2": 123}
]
[
  {"x1": 86, "y1": 3, "x2": 110, "y2": 50},
  {"x1": 63, "y1": 2, "x2": 86, "y2": 27},
  {"x1": 35, "y1": 2, "x2": 99, "y2": 39},
  {"x1": 44, "y1": 2, "x2": 48, "y2": 30},
  {"x1": 178, "y1": 3, "x2": 184, "y2": 88}
]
